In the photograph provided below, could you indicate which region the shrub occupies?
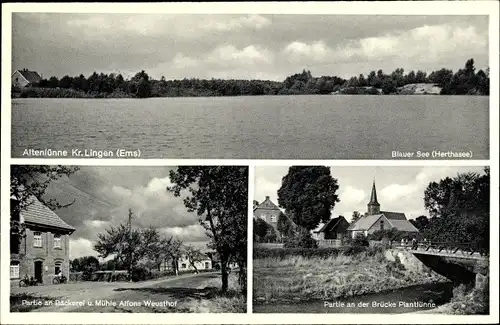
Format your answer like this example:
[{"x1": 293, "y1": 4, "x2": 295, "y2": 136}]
[
  {"x1": 352, "y1": 233, "x2": 369, "y2": 247},
  {"x1": 69, "y1": 272, "x2": 83, "y2": 282},
  {"x1": 342, "y1": 245, "x2": 367, "y2": 256},
  {"x1": 130, "y1": 266, "x2": 151, "y2": 282},
  {"x1": 283, "y1": 228, "x2": 318, "y2": 248},
  {"x1": 254, "y1": 247, "x2": 341, "y2": 259}
]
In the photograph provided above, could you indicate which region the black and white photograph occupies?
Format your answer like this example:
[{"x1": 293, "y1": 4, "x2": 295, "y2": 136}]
[
  {"x1": 11, "y1": 14, "x2": 489, "y2": 159},
  {"x1": 253, "y1": 166, "x2": 490, "y2": 314},
  {"x1": 9, "y1": 165, "x2": 248, "y2": 313}
]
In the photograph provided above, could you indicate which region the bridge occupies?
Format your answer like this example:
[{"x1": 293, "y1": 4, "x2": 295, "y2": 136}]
[{"x1": 397, "y1": 242, "x2": 489, "y2": 284}]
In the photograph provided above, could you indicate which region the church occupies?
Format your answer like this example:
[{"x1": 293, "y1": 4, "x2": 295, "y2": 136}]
[{"x1": 347, "y1": 181, "x2": 419, "y2": 238}]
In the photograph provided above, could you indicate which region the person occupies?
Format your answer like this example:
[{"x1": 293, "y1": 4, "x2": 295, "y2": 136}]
[
  {"x1": 401, "y1": 238, "x2": 405, "y2": 248},
  {"x1": 412, "y1": 237, "x2": 417, "y2": 249}
]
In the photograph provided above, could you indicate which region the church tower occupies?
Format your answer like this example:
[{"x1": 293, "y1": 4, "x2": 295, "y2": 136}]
[{"x1": 367, "y1": 180, "x2": 380, "y2": 215}]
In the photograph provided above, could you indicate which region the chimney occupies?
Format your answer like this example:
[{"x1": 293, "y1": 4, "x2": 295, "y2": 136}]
[{"x1": 265, "y1": 196, "x2": 270, "y2": 200}]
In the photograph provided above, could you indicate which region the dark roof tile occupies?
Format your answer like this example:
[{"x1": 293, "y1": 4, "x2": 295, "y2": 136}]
[{"x1": 21, "y1": 197, "x2": 75, "y2": 232}]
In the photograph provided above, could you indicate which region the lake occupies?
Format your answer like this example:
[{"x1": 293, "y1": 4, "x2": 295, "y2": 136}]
[
  {"x1": 11, "y1": 95, "x2": 489, "y2": 159},
  {"x1": 253, "y1": 282, "x2": 454, "y2": 314}
]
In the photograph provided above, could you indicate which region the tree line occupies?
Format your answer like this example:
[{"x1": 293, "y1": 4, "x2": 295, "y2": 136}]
[{"x1": 14, "y1": 58, "x2": 489, "y2": 98}]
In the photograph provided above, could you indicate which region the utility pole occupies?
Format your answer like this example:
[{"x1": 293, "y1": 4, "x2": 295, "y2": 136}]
[{"x1": 128, "y1": 208, "x2": 133, "y2": 282}]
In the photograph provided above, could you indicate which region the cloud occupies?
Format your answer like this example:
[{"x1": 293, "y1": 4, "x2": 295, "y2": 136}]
[
  {"x1": 171, "y1": 53, "x2": 199, "y2": 69},
  {"x1": 380, "y1": 167, "x2": 457, "y2": 203},
  {"x1": 284, "y1": 40, "x2": 330, "y2": 62},
  {"x1": 339, "y1": 185, "x2": 366, "y2": 206},
  {"x1": 281, "y1": 23, "x2": 487, "y2": 66},
  {"x1": 41, "y1": 167, "x2": 209, "y2": 258},
  {"x1": 161, "y1": 224, "x2": 208, "y2": 243},
  {"x1": 208, "y1": 45, "x2": 274, "y2": 65},
  {"x1": 12, "y1": 14, "x2": 488, "y2": 86},
  {"x1": 70, "y1": 238, "x2": 97, "y2": 259},
  {"x1": 204, "y1": 15, "x2": 271, "y2": 31}
]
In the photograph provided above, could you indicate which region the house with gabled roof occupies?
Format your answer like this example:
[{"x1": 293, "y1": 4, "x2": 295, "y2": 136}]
[
  {"x1": 347, "y1": 181, "x2": 419, "y2": 238},
  {"x1": 253, "y1": 196, "x2": 282, "y2": 236},
  {"x1": 12, "y1": 69, "x2": 42, "y2": 87},
  {"x1": 10, "y1": 196, "x2": 75, "y2": 284},
  {"x1": 312, "y1": 216, "x2": 350, "y2": 241}
]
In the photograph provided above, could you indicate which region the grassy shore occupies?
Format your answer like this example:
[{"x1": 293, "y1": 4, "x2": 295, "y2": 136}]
[{"x1": 253, "y1": 250, "x2": 445, "y2": 302}]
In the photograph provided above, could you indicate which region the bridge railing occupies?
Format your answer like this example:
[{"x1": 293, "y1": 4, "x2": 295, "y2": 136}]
[{"x1": 396, "y1": 241, "x2": 489, "y2": 257}]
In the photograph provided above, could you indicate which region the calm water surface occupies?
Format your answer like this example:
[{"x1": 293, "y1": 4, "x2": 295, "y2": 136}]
[
  {"x1": 11, "y1": 96, "x2": 489, "y2": 159},
  {"x1": 253, "y1": 282, "x2": 454, "y2": 314}
]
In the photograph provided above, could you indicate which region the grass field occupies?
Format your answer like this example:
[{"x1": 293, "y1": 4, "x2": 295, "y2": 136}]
[{"x1": 253, "y1": 250, "x2": 444, "y2": 302}]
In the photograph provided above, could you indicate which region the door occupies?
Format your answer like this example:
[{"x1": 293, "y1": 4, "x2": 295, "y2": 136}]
[{"x1": 34, "y1": 261, "x2": 43, "y2": 283}]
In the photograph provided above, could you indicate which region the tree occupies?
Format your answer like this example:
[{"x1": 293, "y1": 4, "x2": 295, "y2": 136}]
[
  {"x1": 141, "y1": 227, "x2": 172, "y2": 272},
  {"x1": 70, "y1": 256, "x2": 100, "y2": 280},
  {"x1": 351, "y1": 211, "x2": 362, "y2": 224},
  {"x1": 167, "y1": 166, "x2": 248, "y2": 293},
  {"x1": 277, "y1": 212, "x2": 296, "y2": 239},
  {"x1": 58, "y1": 75, "x2": 73, "y2": 89},
  {"x1": 94, "y1": 209, "x2": 146, "y2": 281},
  {"x1": 48, "y1": 76, "x2": 59, "y2": 88},
  {"x1": 254, "y1": 218, "x2": 271, "y2": 241},
  {"x1": 130, "y1": 70, "x2": 152, "y2": 98},
  {"x1": 283, "y1": 228, "x2": 318, "y2": 248},
  {"x1": 409, "y1": 215, "x2": 430, "y2": 231},
  {"x1": 185, "y1": 245, "x2": 203, "y2": 274},
  {"x1": 167, "y1": 238, "x2": 183, "y2": 276},
  {"x1": 277, "y1": 166, "x2": 340, "y2": 231},
  {"x1": 10, "y1": 166, "x2": 79, "y2": 249},
  {"x1": 423, "y1": 168, "x2": 489, "y2": 253},
  {"x1": 382, "y1": 78, "x2": 397, "y2": 94}
]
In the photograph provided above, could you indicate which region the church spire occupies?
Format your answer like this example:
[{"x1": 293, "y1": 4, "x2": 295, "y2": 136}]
[{"x1": 367, "y1": 180, "x2": 380, "y2": 215}]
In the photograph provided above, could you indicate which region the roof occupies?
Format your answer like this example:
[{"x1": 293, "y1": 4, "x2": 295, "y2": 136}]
[
  {"x1": 347, "y1": 212, "x2": 419, "y2": 233},
  {"x1": 20, "y1": 196, "x2": 75, "y2": 232},
  {"x1": 347, "y1": 214, "x2": 383, "y2": 231},
  {"x1": 254, "y1": 196, "x2": 280, "y2": 211},
  {"x1": 13, "y1": 69, "x2": 42, "y2": 84},
  {"x1": 385, "y1": 219, "x2": 419, "y2": 232},
  {"x1": 380, "y1": 211, "x2": 407, "y2": 220},
  {"x1": 315, "y1": 216, "x2": 345, "y2": 233}
]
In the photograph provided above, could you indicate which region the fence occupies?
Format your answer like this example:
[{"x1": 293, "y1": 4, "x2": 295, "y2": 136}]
[
  {"x1": 317, "y1": 239, "x2": 342, "y2": 248},
  {"x1": 254, "y1": 243, "x2": 284, "y2": 249}
]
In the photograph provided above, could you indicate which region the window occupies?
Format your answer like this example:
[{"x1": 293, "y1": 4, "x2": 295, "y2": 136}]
[
  {"x1": 33, "y1": 232, "x2": 42, "y2": 247},
  {"x1": 380, "y1": 220, "x2": 384, "y2": 230},
  {"x1": 181, "y1": 263, "x2": 187, "y2": 269},
  {"x1": 205, "y1": 262, "x2": 210, "y2": 269},
  {"x1": 55, "y1": 262, "x2": 62, "y2": 275},
  {"x1": 270, "y1": 215, "x2": 277, "y2": 222},
  {"x1": 53, "y1": 234, "x2": 61, "y2": 248},
  {"x1": 15, "y1": 77, "x2": 19, "y2": 82},
  {"x1": 10, "y1": 261, "x2": 20, "y2": 279}
]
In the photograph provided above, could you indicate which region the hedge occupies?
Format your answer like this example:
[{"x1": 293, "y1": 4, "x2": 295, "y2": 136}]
[
  {"x1": 253, "y1": 247, "x2": 342, "y2": 259},
  {"x1": 254, "y1": 245, "x2": 385, "y2": 259}
]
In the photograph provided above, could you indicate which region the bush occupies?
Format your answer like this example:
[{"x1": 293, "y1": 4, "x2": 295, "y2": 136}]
[
  {"x1": 69, "y1": 272, "x2": 83, "y2": 282},
  {"x1": 349, "y1": 233, "x2": 369, "y2": 247},
  {"x1": 130, "y1": 266, "x2": 152, "y2": 282},
  {"x1": 283, "y1": 229, "x2": 318, "y2": 248},
  {"x1": 254, "y1": 247, "x2": 341, "y2": 259},
  {"x1": 342, "y1": 245, "x2": 367, "y2": 256}
]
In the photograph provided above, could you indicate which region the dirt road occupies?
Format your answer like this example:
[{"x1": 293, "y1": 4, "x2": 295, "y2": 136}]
[{"x1": 12, "y1": 272, "x2": 221, "y2": 312}]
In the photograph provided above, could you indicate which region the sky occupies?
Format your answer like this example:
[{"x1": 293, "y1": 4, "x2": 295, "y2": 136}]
[
  {"x1": 37, "y1": 166, "x2": 210, "y2": 259},
  {"x1": 12, "y1": 14, "x2": 489, "y2": 81},
  {"x1": 255, "y1": 166, "x2": 488, "y2": 223}
]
